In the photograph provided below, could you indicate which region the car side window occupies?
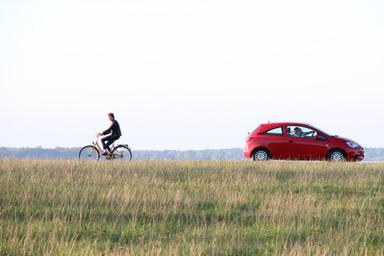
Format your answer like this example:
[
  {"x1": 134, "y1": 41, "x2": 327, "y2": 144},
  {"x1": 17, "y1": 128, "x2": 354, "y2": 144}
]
[
  {"x1": 287, "y1": 126, "x2": 317, "y2": 138},
  {"x1": 263, "y1": 127, "x2": 283, "y2": 136}
]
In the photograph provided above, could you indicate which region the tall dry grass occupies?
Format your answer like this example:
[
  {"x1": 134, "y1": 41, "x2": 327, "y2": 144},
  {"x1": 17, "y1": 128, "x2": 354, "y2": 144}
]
[{"x1": 1, "y1": 159, "x2": 384, "y2": 255}]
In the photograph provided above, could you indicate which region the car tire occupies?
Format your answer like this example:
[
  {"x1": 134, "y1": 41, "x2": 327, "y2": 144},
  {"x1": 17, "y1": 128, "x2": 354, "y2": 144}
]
[
  {"x1": 328, "y1": 150, "x2": 346, "y2": 162},
  {"x1": 252, "y1": 149, "x2": 270, "y2": 161}
]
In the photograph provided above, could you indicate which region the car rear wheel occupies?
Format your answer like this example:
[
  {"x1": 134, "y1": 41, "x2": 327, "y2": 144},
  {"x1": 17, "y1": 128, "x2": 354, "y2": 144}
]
[
  {"x1": 328, "y1": 150, "x2": 346, "y2": 161},
  {"x1": 253, "y1": 149, "x2": 270, "y2": 161}
]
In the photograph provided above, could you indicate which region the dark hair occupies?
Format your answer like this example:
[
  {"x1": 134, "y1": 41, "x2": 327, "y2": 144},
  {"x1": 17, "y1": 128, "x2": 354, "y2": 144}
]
[{"x1": 108, "y1": 113, "x2": 115, "y2": 119}]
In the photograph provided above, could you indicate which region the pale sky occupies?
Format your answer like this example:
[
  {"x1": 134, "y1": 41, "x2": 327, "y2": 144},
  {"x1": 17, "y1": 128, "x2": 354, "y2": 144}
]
[{"x1": 1, "y1": 0, "x2": 383, "y2": 150}]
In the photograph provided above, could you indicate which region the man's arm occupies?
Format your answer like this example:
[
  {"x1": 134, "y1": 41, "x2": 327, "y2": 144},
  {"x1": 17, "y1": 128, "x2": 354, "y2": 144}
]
[{"x1": 100, "y1": 122, "x2": 115, "y2": 135}]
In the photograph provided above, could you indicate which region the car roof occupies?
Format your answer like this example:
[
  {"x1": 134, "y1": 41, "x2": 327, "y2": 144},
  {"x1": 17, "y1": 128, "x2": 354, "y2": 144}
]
[
  {"x1": 253, "y1": 122, "x2": 329, "y2": 136},
  {"x1": 259, "y1": 122, "x2": 313, "y2": 128}
]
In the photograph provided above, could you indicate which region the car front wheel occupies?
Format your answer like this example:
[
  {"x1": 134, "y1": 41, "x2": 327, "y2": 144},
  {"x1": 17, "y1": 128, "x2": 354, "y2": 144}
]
[
  {"x1": 328, "y1": 150, "x2": 346, "y2": 161},
  {"x1": 253, "y1": 149, "x2": 270, "y2": 161}
]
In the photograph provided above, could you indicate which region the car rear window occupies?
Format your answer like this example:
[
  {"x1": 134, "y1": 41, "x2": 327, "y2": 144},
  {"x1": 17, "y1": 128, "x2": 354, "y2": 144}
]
[{"x1": 262, "y1": 127, "x2": 283, "y2": 136}]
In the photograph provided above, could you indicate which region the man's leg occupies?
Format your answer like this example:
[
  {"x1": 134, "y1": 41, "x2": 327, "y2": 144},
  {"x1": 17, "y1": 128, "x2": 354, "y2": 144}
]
[
  {"x1": 102, "y1": 136, "x2": 119, "y2": 154},
  {"x1": 101, "y1": 135, "x2": 113, "y2": 153}
]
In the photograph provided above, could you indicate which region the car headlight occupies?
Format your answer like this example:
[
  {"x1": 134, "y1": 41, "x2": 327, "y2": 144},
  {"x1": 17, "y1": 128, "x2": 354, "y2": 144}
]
[{"x1": 345, "y1": 141, "x2": 360, "y2": 149}]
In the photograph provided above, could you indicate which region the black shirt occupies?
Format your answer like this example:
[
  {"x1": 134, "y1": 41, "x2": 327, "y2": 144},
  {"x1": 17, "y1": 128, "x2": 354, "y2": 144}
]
[{"x1": 102, "y1": 120, "x2": 122, "y2": 137}]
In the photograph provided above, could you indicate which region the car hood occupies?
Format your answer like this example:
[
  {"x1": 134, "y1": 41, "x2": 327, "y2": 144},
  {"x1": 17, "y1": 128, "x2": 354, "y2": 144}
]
[{"x1": 331, "y1": 136, "x2": 360, "y2": 146}]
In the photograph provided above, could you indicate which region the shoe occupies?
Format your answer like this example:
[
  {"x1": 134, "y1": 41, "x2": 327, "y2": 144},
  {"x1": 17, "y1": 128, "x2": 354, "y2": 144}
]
[{"x1": 101, "y1": 152, "x2": 108, "y2": 156}]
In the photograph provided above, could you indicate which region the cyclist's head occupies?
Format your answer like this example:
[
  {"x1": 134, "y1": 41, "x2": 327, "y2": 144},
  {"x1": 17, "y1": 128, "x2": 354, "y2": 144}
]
[{"x1": 108, "y1": 112, "x2": 115, "y2": 121}]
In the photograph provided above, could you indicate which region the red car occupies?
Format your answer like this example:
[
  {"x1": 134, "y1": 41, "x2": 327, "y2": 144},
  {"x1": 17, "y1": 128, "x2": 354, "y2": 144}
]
[{"x1": 244, "y1": 122, "x2": 364, "y2": 161}]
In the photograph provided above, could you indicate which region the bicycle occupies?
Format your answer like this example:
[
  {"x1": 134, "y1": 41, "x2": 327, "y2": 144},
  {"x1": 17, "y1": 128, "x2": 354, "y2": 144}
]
[{"x1": 78, "y1": 135, "x2": 132, "y2": 161}]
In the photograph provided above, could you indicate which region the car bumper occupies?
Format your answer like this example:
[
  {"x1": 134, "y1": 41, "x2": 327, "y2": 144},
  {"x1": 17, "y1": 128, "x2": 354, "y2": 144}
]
[
  {"x1": 244, "y1": 144, "x2": 252, "y2": 158},
  {"x1": 346, "y1": 148, "x2": 364, "y2": 161}
]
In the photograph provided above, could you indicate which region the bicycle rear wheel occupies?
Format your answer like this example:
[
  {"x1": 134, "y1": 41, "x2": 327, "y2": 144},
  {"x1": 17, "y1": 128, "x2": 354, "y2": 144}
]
[
  {"x1": 112, "y1": 145, "x2": 132, "y2": 161},
  {"x1": 79, "y1": 145, "x2": 100, "y2": 160}
]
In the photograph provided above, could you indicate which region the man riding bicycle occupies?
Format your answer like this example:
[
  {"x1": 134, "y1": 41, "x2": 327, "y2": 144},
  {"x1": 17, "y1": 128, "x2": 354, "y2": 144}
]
[{"x1": 97, "y1": 113, "x2": 122, "y2": 156}]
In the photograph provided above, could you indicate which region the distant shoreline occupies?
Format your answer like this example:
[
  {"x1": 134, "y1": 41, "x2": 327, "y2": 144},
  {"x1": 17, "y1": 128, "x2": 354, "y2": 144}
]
[{"x1": 1, "y1": 147, "x2": 384, "y2": 161}]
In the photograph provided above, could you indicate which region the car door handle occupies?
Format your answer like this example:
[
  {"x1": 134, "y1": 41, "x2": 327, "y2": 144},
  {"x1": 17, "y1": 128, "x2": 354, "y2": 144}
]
[{"x1": 288, "y1": 140, "x2": 294, "y2": 143}]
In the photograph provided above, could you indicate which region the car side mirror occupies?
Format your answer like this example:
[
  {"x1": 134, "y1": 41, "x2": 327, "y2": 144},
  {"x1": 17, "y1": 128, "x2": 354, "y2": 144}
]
[{"x1": 315, "y1": 135, "x2": 326, "y2": 141}]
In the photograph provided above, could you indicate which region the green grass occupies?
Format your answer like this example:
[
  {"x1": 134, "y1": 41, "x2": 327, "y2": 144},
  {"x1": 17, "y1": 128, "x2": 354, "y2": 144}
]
[{"x1": 1, "y1": 160, "x2": 384, "y2": 255}]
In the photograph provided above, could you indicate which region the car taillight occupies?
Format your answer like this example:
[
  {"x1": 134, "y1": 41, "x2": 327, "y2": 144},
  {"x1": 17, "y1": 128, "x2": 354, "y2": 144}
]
[{"x1": 246, "y1": 136, "x2": 252, "y2": 143}]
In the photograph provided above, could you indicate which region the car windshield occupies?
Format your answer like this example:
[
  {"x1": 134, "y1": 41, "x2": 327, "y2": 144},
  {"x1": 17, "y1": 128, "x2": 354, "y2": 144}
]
[{"x1": 309, "y1": 125, "x2": 330, "y2": 136}]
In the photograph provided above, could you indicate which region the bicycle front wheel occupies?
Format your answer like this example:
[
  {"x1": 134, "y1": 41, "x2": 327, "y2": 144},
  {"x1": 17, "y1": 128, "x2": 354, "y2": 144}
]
[
  {"x1": 79, "y1": 145, "x2": 100, "y2": 160},
  {"x1": 112, "y1": 145, "x2": 132, "y2": 161}
]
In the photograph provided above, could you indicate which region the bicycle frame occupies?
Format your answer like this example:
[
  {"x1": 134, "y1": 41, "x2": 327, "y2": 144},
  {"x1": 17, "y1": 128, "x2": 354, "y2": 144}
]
[
  {"x1": 93, "y1": 136, "x2": 116, "y2": 152},
  {"x1": 92, "y1": 136, "x2": 109, "y2": 152}
]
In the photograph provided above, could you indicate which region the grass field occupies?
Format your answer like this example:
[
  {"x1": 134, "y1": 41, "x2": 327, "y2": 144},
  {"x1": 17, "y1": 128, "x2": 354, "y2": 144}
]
[{"x1": 1, "y1": 160, "x2": 384, "y2": 255}]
